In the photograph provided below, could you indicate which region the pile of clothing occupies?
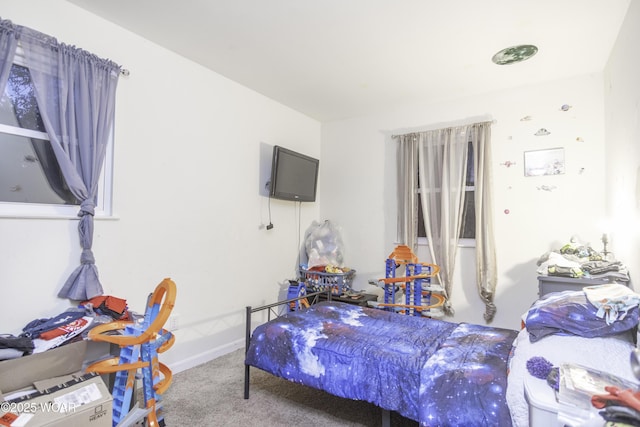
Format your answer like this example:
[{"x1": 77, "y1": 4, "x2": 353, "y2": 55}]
[
  {"x1": 0, "y1": 295, "x2": 133, "y2": 361},
  {"x1": 536, "y1": 238, "x2": 630, "y2": 283}
]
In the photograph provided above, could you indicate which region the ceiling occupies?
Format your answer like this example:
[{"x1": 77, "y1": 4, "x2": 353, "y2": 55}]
[{"x1": 67, "y1": 0, "x2": 631, "y2": 122}]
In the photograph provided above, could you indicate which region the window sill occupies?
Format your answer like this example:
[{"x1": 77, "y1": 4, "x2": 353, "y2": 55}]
[
  {"x1": 0, "y1": 202, "x2": 118, "y2": 220},
  {"x1": 0, "y1": 214, "x2": 119, "y2": 220},
  {"x1": 416, "y1": 237, "x2": 476, "y2": 248}
]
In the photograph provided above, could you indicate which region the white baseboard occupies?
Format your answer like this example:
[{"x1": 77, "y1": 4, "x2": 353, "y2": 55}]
[{"x1": 167, "y1": 338, "x2": 245, "y2": 374}]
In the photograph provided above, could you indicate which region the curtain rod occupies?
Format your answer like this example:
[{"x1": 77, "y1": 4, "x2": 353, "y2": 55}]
[
  {"x1": 2, "y1": 20, "x2": 130, "y2": 76},
  {"x1": 391, "y1": 119, "x2": 496, "y2": 139}
]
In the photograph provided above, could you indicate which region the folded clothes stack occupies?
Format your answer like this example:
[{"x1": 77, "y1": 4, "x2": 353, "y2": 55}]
[
  {"x1": 0, "y1": 294, "x2": 132, "y2": 361},
  {"x1": 536, "y1": 238, "x2": 630, "y2": 283},
  {"x1": 0, "y1": 335, "x2": 34, "y2": 360}
]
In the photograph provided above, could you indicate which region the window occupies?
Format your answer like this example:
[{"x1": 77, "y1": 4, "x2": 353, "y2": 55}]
[
  {"x1": 0, "y1": 61, "x2": 113, "y2": 218},
  {"x1": 417, "y1": 141, "x2": 475, "y2": 241}
]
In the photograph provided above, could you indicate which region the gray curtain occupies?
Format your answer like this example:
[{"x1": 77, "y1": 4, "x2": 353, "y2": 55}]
[
  {"x1": 396, "y1": 121, "x2": 497, "y2": 322},
  {"x1": 417, "y1": 127, "x2": 469, "y2": 317},
  {"x1": 396, "y1": 135, "x2": 419, "y2": 251},
  {"x1": 471, "y1": 124, "x2": 498, "y2": 322},
  {"x1": 16, "y1": 25, "x2": 121, "y2": 300},
  {"x1": 0, "y1": 19, "x2": 18, "y2": 91}
]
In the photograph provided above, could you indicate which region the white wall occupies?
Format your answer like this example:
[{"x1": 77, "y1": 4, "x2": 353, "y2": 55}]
[
  {"x1": 321, "y1": 73, "x2": 608, "y2": 330},
  {"x1": 2, "y1": 0, "x2": 636, "y2": 373},
  {"x1": 603, "y1": 0, "x2": 640, "y2": 286},
  {"x1": 0, "y1": 0, "x2": 321, "y2": 370}
]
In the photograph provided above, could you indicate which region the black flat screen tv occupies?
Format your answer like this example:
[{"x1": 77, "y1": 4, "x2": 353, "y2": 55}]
[{"x1": 269, "y1": 145, "x2": 319, "y2": 202}]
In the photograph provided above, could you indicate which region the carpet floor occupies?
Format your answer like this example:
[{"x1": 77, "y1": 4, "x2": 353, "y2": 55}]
[{"x1": 161, "y1": 348, "x2": 419, "y2": 426}]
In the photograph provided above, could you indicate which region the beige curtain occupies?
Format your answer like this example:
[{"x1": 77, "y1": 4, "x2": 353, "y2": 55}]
[
  {"x1": 418, "y1": 127, "x2": 469, "y2": 316},
  {"x1": 395, "y1": 121, "x2": 497, "y2": 322},
  {"x1": 471, "y1": 123, "x2": 498, "y2": 322},
  {"x1": 396, "y1": 135, "x2": 419, "y2": 251}
]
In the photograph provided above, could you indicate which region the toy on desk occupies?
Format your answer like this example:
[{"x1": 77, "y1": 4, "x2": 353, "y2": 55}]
[
  {"x1": 373, "y1": 245, "x2": 444, "y2": 317},
  {"x1": 287, "y1": 281, "x2": 309, "y2": 311},
  {"x1": 86, "y1": 278, "x2": 176, "y2": 427}
]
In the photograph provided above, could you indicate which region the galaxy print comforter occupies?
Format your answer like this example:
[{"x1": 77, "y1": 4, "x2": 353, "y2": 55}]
[{"x1": 245, "y1": 302, "x2": 518, "y2": 426}]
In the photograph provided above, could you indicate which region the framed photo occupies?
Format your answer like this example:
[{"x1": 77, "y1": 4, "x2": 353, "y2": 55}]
[{"x1": 524, "y1": 148, "x2": 565, "y2": 177}]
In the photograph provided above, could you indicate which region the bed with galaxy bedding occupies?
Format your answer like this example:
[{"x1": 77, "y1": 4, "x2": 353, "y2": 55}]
[{"x1": 244, "y1": 298, "x2": 518, "y2": 426}]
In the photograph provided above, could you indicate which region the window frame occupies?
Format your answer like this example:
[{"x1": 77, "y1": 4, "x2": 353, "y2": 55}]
[
  {"x1": 0, "y1": 56, "x2": 115, "y2": 219},
  {"x1": 416, "y1": 140, "x2": 476, "y2": 248}
]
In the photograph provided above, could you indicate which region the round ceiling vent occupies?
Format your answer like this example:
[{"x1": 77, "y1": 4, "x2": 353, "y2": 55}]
[{"x1": 492, "y1": 44, "x2": 538, "y2": 65}]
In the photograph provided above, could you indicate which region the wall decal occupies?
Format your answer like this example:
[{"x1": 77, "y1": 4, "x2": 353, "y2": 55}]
[
  {"x1": 560, "y1": 104, "x2": 572, "y2": 111},
  {"x1": 524, "y1": 147, "x2": 565, "y2": 176},
  {"x1": 500, "y1": 160, "x2": 516, "y2": 168},
  {"x1": 534, "y1": 128, "x2": 550, "y2": 136},
  {"x1": 536, "y1": 185, "x2": 557, "y2": 192},
  {"x1": 520, "y1": 115, "x2": 532, "y2": 121},
  {"x1": 504, "y1": 209, "x2": 510, "y2": 214}
]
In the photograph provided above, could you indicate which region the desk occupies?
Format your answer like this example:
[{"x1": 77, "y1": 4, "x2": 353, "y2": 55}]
[{"x1": 317, "y1": 292, "x2": 378, "y2": 307}]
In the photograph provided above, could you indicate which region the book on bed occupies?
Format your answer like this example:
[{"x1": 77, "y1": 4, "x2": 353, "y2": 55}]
[{"x1": 558, "y1": 363, "x2": 639, "y2": 425}]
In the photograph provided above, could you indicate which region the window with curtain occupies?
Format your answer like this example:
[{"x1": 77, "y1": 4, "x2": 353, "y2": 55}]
[
  {"x1": 417, "y1": 141, "x2": 475, "y2": 241},
  {"x1": 0, "y1": 57, "x2": 114, "y2": 217},
  {"x1": 0, "y1": 17, "x2": 121, "y2": 300},
  {"x1": 396, "y1": 121, "x2": 498, "y2": 323}
]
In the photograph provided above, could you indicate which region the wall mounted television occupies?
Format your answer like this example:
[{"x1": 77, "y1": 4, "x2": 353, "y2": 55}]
[{"x1": 269, "y1": 145, "x2": 319, "y2": 202}]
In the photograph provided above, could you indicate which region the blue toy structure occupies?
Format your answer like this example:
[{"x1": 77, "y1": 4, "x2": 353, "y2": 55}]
[
  {"x1": 287, "y1": 281, "x2": 309, "y2": 311},
  {"x1": 86, "y1": 278, "x2": 176, "y2": 427},
  {"x1": 377, "y1": 245, "x2": 444, "y2": 317}
]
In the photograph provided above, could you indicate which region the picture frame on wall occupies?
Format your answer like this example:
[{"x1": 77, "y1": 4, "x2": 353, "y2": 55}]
[{"x1": 524, "y1": 147, "x2": 565, "y2": 177}]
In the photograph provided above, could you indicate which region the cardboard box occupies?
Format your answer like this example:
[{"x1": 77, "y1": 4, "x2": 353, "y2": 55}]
[
  {"x1": 0, "y1": 341, "x2": 87, "y2": 397},
  {"x1": 1, "y1": 374, "x2": 112, "y2": 427},
  {"x1": 0, "y1": 341, "x2": 113, "y2": 427}
]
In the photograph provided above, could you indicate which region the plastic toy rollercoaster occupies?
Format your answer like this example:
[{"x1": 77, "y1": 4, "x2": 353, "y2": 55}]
[
  {"x1": 374, "y1": 245, "x2": 444, "y2": 317},
  {"x1": 86, "y1": 278, "x2": 176, "y2": 427}
]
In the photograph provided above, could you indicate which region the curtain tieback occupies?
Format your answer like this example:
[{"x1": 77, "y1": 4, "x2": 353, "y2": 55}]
[
  {"x1": 80, "y1": 249, "x2": 95, "y2": 264},
  {"x1": 79, "y1": 199, "x2": 96, "y2": 216}
]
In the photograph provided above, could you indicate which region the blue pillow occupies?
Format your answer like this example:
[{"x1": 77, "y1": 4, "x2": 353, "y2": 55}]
[{"x1": 525, "y1": 290, "x2": 639, "y2": 342}]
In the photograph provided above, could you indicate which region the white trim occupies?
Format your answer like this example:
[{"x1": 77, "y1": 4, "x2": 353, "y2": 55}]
[
  {"x1": 457, "y1": 238, "x2": 476, "y2": 248},
  {"x1": 0, "y1": 195, "x2": 115, "y2": 219},
  {"x1": 416, "y1": 236, "x2": 476, "y2": 248},
  {"x1": 0, "y1": 137, "x2": 116, "y2": 219},
  {"x1": 0, "y1": 123, "x2": 49, "y2": 140},
  {"x1": 166, "y1": 338, "x2": 244, "y2": 374},
  {"x1": 96, "y1": 126, "x2": 115, "y2": 216}
]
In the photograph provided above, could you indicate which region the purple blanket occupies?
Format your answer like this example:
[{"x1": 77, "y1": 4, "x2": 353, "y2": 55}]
[{"x1": 245, "y1": 302, "x2": 517, "y2": 426}]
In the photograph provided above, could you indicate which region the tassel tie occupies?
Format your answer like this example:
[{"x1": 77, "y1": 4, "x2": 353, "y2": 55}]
[
  {"x1": 80, "y1": 249, "x2": 95, "y2": 265},
  {"x1": 79, "y1": 199, "x2": 96, "y2": 217},
  {"x1": 484, "y1": 301, "x2": 497, "y2": 323}
]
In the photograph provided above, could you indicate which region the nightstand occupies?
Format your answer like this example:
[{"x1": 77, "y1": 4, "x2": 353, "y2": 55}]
[{"x1": 537, "y1": 275, "x2": 624, "y2": 298}]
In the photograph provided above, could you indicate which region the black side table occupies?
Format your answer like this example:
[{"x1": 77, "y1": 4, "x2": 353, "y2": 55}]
[{"x1": 318, "y1": 292, "x2": 378, "y2": 307}]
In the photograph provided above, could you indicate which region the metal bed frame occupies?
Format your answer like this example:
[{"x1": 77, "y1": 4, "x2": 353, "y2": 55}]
[
  {"x1": 243, "y1": 290, "x2": 392, "y2": 427},
  {"x1": 244, "y1": 289, "x2": 331, "y2": 399}
]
